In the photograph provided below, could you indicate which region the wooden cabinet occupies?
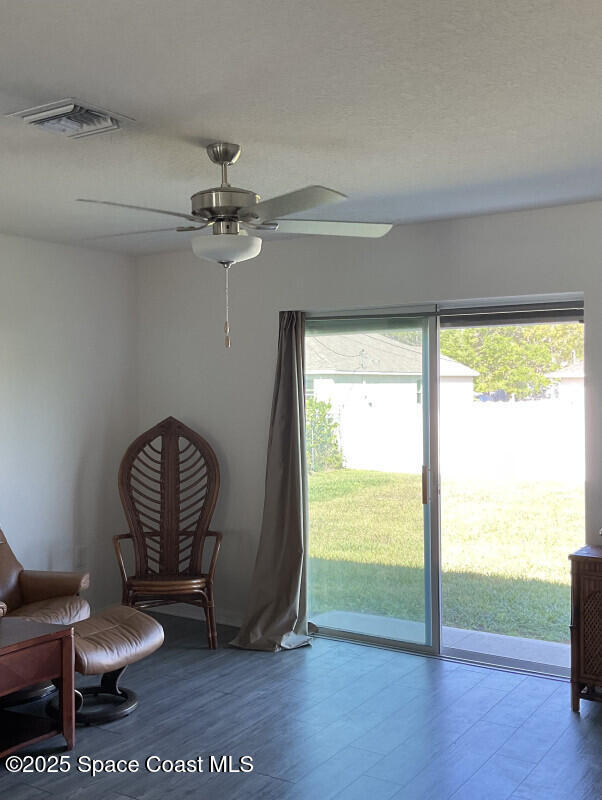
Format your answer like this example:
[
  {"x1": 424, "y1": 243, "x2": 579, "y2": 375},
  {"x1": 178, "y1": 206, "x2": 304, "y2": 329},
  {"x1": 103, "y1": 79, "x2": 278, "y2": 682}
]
[{"x1": 569, "y1": 545, "x2": 602, "y2": 712}]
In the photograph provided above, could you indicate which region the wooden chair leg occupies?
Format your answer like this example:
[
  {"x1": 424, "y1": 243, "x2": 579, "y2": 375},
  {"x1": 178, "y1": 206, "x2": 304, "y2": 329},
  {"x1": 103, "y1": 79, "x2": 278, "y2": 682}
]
[
  {"x1": 204, "y1": 590, "x2": 218, "y2": 649},
  {"x1": 203, "y1": 603, "x2": 211, "y2": 648},
  {"x1": 210, "y1": 603, "x2": 218, "y2": 649}
]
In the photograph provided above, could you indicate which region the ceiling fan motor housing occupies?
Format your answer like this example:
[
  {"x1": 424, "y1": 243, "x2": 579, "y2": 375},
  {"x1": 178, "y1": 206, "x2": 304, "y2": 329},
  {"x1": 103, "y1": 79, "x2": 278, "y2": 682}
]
[{"x1": 190, "y1": 186, "x2": 259, "y2": 225}]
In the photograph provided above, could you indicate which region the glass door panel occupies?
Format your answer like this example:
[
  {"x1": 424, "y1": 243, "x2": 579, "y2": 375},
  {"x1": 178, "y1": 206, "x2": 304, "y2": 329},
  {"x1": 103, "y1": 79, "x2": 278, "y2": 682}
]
[
  {"x1": 305, "y1": 316, "x2": 433, "y2": 647},
  {"x1": 439, "y1": 319, "x2": 585, "y2": 673}
]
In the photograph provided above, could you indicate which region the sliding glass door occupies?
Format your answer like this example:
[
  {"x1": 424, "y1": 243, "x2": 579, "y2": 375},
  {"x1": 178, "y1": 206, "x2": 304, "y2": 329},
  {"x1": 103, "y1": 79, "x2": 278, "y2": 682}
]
[
  {"x1": 305, "y1": 314, "x2": 438, "y2": 650},
  {"x1": 305, "y1": 298, "x2": 584, "y2": 672}
]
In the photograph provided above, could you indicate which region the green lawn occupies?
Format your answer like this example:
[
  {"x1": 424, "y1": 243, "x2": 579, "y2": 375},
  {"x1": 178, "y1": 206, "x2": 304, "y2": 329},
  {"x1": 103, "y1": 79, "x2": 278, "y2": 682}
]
[{"x1": 308, "y1": 469, "x2": 584, "y2": 643}]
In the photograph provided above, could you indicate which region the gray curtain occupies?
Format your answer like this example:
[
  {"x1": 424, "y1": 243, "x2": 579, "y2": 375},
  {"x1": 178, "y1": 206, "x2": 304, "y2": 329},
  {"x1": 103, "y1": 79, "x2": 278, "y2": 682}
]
[{"x1": 231, "y1": 311, "x2": 311, "y2": 651}]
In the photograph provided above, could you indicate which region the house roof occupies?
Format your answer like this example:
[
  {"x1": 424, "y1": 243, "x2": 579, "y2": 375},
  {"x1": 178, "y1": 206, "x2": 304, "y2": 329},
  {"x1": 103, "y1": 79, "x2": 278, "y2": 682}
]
[
  {"x1": 306, "y1": 332, "x2": 478, "y2": 377},
  {"x1": 547, "y1": 359, "x2": 584, "y2": 379}
]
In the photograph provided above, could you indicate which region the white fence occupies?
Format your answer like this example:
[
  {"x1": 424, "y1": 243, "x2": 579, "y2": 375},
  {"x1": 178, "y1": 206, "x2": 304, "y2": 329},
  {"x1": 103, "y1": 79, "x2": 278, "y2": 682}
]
[
  {"x1": 440, "y1": 398, "x2": 584, "y2": 482},
  {"x1": 315, "y1": 378, "x2": 584, "y2": 481}
]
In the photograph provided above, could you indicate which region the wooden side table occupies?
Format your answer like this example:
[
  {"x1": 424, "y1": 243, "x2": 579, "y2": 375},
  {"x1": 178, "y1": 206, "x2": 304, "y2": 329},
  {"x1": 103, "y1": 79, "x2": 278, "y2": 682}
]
[
  {"x1": 0, "y1": 618, "x2": 74, "y2": 756},
  {"x1": 569, "y1": 545, "x2": 602, "y2": 712}
]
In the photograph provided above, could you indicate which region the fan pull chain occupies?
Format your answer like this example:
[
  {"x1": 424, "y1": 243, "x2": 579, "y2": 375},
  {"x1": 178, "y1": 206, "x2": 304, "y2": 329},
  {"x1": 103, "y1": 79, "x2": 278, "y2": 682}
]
[{"x1": 223, "y1": 263, "x2": 231, "y2": 348}]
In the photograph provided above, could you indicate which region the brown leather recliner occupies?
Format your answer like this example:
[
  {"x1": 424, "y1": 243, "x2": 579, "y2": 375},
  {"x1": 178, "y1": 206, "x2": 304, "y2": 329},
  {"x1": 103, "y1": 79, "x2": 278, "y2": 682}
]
[{"x1": 0, "y1": 528, "x2": 90, "y2": 625}]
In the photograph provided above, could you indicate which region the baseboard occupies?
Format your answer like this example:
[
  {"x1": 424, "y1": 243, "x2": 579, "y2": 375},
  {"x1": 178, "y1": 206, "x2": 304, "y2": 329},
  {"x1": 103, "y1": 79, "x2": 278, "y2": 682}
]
[{"x1": 151, "y1": 603, "x2": 242, "y2": 629}]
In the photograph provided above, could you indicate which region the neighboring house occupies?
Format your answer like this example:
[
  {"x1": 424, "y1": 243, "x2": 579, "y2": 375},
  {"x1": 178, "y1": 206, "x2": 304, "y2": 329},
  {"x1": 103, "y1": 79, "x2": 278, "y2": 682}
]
[
  {"x1": 547, "y1": 359, "x2": 584, "y2": 405},
  {"x1": 306, "y1": 332, "x2": 477, "y2": 472}
]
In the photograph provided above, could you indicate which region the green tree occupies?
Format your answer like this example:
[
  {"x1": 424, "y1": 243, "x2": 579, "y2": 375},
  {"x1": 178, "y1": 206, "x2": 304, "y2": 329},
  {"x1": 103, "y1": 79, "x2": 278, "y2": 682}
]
[
  {"x1": 305, "y1": 396, "x2": 343, "y2": 472},
  {"x1": 439, "y1": 323, "x2": 583, "y2": 400}
]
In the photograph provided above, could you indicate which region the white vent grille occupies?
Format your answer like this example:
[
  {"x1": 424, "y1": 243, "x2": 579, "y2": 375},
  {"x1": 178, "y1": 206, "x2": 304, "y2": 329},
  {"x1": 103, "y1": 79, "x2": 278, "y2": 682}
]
[{"x1": 6, "y1": 98, "x2": 134, "y2": 139}]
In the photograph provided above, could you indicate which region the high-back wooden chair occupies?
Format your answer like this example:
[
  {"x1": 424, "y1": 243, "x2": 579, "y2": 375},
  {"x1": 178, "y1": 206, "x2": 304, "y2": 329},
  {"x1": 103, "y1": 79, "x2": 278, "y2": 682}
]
[{"x1": 113, "y1": 416, "x2": 222, "y2": 648}]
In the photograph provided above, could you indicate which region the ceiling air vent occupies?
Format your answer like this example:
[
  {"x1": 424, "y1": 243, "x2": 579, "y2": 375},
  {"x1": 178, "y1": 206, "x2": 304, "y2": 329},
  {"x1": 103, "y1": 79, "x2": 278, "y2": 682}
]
[{"x1": 6, "y1": 98, "x2": 134, "y2": 139}]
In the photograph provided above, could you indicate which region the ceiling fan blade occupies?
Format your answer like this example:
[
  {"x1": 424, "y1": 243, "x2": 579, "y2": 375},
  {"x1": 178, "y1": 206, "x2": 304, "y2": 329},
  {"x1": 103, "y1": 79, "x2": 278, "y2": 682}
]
[
  {"x1": 273, "y1": 219, "x2": 392, "y2": 238},
  {"x1": 77, "y1": 198, "x2": 200, "y2": 222},
  {"x1": 175, "y1": 223, "x2": 212, "y2": 232},
  {"x1": 84, "y1": 227, "x2": 181, "y2": 240},
  {"x1": 241, "y1": 185, "x2": 346, "y2": 223},
  {"x1": 84, "y1": 222, "x2": 210, "y2": 241},
  {"x1": 240, "y1": 220, "x2": 279, "y2": 232}
]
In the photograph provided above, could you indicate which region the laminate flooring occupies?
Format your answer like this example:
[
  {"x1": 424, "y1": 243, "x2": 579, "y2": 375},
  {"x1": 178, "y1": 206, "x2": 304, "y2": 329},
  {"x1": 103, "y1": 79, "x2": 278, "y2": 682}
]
[{"x1": 2, "y1": 613, "x2": 601, "y2": 799}]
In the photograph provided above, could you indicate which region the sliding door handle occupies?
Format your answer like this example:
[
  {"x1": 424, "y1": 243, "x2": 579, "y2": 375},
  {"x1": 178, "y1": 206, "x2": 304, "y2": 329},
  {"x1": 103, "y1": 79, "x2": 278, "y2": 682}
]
[{"x1": 422, "y1": 464, "x2": 429, "y2": 505}]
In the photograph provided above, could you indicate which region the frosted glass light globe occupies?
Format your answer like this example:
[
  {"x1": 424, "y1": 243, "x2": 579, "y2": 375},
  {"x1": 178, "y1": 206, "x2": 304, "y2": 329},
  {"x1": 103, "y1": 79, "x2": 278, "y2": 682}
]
[{"x1": 191, "y1": 230, "x2": 262, "y2": 265}]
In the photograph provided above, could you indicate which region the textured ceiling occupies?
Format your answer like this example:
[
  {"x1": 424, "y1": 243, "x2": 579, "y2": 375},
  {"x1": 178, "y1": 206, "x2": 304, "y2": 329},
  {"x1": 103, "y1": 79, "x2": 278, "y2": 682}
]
[{"x1": 0, "y1": 0, "x2": 601, "y2": 254}]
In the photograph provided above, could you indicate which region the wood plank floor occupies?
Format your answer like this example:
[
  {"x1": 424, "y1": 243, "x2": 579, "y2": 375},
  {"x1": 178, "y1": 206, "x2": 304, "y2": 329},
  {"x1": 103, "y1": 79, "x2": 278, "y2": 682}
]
[{"x1": 2, "y1": 613, "x2": 601, "y2": 799}]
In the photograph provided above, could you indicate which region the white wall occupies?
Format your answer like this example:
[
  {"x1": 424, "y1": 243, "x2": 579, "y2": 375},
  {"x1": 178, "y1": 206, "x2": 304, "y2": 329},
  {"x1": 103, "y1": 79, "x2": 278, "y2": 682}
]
[
  {"x1": 134, "y1": 199, "x2": 602, "y2": 626},
  {"x1": 0, "y1": 233, "x2": 136, "y2": 609}
]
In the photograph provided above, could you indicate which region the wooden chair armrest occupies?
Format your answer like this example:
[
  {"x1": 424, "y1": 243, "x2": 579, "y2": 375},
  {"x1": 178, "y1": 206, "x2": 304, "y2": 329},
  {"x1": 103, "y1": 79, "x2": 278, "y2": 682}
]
[
  {"x1": 202, "y1": 530, "x2": 222, "y2": 584},
  {"x1": 113, "y1": 533, "x2": 133, "y2": 586}
]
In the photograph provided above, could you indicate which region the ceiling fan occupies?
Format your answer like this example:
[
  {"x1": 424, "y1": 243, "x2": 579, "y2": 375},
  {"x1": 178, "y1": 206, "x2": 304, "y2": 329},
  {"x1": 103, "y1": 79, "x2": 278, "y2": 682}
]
[{"x1": 78, "y1": 142, "x2": 393, "y2": 346}]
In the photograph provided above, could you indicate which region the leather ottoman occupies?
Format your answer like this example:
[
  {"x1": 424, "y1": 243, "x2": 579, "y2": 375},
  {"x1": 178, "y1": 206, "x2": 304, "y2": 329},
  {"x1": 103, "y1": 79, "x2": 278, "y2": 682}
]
[{"x1": 50, "y1": 604, "x2": 164, "y2": 724}]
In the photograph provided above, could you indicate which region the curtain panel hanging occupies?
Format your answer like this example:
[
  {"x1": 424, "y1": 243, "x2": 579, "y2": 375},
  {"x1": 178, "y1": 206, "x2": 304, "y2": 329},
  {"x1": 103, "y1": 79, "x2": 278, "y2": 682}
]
[{"x1": 230, "y1": 310, "x2": 311, "y2": 651}]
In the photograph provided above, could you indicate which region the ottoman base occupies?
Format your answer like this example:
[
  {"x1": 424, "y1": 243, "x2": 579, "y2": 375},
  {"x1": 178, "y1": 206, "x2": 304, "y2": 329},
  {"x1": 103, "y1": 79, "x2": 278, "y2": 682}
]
[{"x1": 48, "y1": 666, "x2": 138, "y2": 725}]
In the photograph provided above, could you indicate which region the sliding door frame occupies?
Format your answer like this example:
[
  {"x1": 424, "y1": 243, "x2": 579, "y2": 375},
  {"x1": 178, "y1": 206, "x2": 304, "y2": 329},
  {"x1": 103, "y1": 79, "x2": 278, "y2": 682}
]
[
  {"x1": 306, "y1": 293, "x2": 583, "y2": 667},
  {"x1": 305, "y1": 307, "x2": 441, "y2": 657},
  {"x1": 437, "y1": 298, "x2": 583, "y2": 677},
  {"x1": 427, "y1": 314, "x2": 441, "y2": 655}
]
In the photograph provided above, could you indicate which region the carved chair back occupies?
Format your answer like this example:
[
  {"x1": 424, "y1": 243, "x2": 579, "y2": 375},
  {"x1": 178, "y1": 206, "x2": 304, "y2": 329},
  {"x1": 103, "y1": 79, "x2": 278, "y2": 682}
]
[{"x1": 118, "y1": 417, "x2": 220, "y2": 578}]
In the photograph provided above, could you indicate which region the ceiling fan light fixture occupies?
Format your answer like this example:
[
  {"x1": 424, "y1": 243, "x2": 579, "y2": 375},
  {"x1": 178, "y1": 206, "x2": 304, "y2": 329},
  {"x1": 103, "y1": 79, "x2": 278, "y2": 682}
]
[
  {"x1": 191, "y1": 230, "x2": 263, "y2": 349},
  {"x1": 190, "y1": 230, "x2": 262, "y2": 266}
]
